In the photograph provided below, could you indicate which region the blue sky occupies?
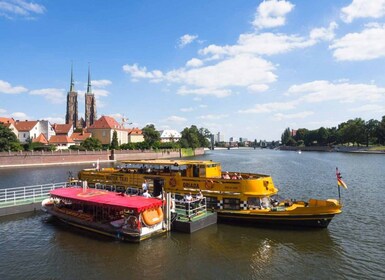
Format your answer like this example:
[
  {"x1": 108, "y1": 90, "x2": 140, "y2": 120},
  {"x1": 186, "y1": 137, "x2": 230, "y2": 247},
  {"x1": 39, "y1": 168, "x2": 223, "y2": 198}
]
[{"x1": 1, "y1": 0, "x2": 385, "y2": 141}]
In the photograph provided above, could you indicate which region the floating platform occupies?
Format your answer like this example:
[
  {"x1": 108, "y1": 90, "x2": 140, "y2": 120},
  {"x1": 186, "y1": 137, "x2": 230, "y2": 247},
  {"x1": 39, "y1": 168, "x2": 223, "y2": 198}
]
[{"x1": 172, "y1": 211, "x2": 217, "y2": 233}]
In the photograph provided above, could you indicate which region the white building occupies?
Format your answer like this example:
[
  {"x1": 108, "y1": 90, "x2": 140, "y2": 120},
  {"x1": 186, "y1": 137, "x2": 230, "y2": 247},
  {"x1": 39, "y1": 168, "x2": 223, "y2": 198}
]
[
  {"x1": 158, "y1": 129, "x2": 181, "y2": 143},
  {"x1": 14, "y1": 120, "x2": 55, "y2": 143}
]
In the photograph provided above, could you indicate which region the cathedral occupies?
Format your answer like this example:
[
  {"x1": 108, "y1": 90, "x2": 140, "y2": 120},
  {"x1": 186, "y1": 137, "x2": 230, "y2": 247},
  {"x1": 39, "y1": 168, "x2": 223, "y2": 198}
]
[{"x1": 65, "y1": 65, "x2": 97, "y2": 129}]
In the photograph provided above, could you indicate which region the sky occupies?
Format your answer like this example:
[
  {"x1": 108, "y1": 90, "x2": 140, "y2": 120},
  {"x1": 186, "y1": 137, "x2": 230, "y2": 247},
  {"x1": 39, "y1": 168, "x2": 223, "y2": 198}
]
[{"x1": 1, "y1": 0, "x2": 385, "y2": 141}]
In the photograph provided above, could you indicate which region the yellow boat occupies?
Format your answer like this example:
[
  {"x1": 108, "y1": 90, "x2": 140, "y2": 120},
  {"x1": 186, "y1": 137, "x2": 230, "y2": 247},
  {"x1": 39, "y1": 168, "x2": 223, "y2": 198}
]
[{"x1": 77, "y1": 159, "x2": 342, "y2": 228}]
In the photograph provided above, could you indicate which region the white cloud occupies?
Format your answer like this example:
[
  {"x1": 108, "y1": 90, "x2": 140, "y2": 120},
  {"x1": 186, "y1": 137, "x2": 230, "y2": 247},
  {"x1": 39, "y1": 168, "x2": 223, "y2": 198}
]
[
  {"x1": 124, "y1": 55, "x2": 277, "y2": 98},
  {"x1": 180, "y1": 107, "x2": 194, "y2": 112},
  {"x1": 186, "y1": 58, "x2": 203, "y2": 68},
  {"x1": 247, "y1": 84, "x2": 269, "y2": 92},
  {"x1": 238, "y1": 101, "x2": 297, "y2": 114},
  {"x1": 200, "y1": 29, "x2": 333, "y2": 58},
  {"x1": 29, "y1": 88, "x2": 65, "y2": 104},
  {"x1": 0, "y1": 108, "x2": 6, "y2": 114},
  {"x1": 341, "y1": 0, "x2": 385, "y2": 23},
  {"x1": 310, "y1": 22, "x2": 338, "y2": 41},
  {"x1": 0, "y1": 0, "x2": 45, "y2": 19},
  {"x1": 198, "y1": 114, "x2": 228, "y2": 120},
  {"x1": 163, "y1": 115, "x2": 187, "y2": 123},
  {"x1": 178, "y1": 34, "x2": 198, "y2": 48},
  {"x1": 44, "y1": 117, "x2": 65, "y2": 124},
  {"x1": 330, "y1": 24, "x2": 385, "y2": 61},
  {"x1": 11, "y1": 111, "x2": 29, "y2": 119},
  {"x1": 287, "y1": 80, "x2": 385, "y2": 103},
  {"x1": 253, "y1": 0, "x2": 294, "y2": 29},
  {"x1": 122, "y1": 64, "x2": 163, "y2": 80},
  {"x1": 273, "y1": 111, "x2": 314, "y2": 121},
  {"x1": 0, "y1": 80, "x2": 28, "y2": 94},
  {"x1": 349, "y1": 104, "x2": 385, "y2": 113},
  {"x1": 91, "y1": 79, "x2": 112, "y2": 87},
  {"x1": 177, "y1": 86, "x2": 231, "y2": 98},
  {"x1": 93, "y1": 89, "x2": 109, "y2": 97}
]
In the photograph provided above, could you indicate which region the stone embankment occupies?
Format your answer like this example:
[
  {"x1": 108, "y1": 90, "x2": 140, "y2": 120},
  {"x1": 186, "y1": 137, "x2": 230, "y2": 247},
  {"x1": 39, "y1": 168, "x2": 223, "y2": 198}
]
[
  {"x1": 0, "y1": 148, "x2": 204, "y2": 168},
  {"x1": 278, "y1": 145, "x2": 385, "y2": 153}
]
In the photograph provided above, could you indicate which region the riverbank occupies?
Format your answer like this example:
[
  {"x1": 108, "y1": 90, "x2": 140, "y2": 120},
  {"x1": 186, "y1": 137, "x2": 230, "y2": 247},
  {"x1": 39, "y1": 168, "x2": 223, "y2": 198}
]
[
  {"x1": 0, "y1": 148, "x2": 204, "y2": 168},
  {"x1": 278, "y1": 145, "x2": 385, "y2": 154}
]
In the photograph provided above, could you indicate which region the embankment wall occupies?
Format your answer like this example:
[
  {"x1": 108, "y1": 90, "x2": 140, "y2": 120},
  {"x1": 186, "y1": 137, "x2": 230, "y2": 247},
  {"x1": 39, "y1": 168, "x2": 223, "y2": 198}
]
[{"x1": 0, "y1": 148, "x2": 205, "y2": 168}]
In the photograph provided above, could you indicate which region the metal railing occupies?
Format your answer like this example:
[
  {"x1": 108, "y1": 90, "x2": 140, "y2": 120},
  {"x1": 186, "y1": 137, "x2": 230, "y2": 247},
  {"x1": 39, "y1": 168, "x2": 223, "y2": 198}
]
[
  {"x1": 0, "y1": 182, "x2": 70, "y2": 208},
  {"x1": 175, "y1": 197, "x2": 207, "y2": 221}
]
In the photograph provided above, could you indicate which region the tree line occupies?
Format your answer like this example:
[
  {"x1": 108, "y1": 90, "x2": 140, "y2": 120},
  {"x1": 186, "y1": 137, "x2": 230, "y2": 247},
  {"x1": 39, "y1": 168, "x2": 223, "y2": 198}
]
[
  {"x1": 0, "y1": 123, "x2": 211, "y2": 152},
  {"x1": 281, "y1": 116, "x2": 385, "y2": 147}
]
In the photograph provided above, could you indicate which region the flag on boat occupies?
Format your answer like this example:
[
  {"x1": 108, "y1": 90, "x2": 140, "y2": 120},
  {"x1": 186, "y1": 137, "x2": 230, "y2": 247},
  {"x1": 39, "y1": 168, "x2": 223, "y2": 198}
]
[{"x1": 336, "y1": 168, "x2": 347, "y2": 189}]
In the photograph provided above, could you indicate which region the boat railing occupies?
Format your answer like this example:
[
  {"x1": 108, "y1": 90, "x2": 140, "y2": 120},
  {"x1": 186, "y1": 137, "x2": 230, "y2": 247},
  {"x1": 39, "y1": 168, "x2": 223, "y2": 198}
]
[
  {"x1": 174, "y1": 197, "x2": 207, "y2": 221},
  {"x1": 0, "y1": 182, "x2": 70, "y2": 207}
]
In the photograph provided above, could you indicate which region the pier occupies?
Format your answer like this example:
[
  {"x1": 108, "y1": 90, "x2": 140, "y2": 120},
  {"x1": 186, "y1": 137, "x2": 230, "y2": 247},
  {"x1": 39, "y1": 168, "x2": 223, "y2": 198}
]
[{"x1": 0, "y1": 182, "x2": 69, "y2": 217}]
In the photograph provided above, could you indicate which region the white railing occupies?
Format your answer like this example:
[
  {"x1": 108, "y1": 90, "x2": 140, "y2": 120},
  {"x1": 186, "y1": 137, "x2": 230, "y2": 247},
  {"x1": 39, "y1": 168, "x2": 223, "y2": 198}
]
[
  {"x1": 175, "y1": 197, "x2": 207, "y2": 220},
  {"x1": 0, "y1": 182, "x2": 70, "y2": 207}
]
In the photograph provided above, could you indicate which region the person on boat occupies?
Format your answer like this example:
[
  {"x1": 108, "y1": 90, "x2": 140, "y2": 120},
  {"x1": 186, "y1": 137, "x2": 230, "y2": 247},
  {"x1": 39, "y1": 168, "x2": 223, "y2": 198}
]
[
  {"x1": 223, "y1": 171, "x2": 230, "y2": 179},
  {"x1": 237, "y1": 173, "x2": 243, "y2": 179},
  {"x1": 142, "y1": 189, "x2": 152, "y2": 198},
  {"x1": 185, "y1": 192, "x2": 193, "y2": 218},
  {"x1": 196, "y1": 190, "x2": 203, "y2": 200},
  {"x1": 142, "y1": 180, "x2": 149, "y2": 193},
  {"x1": 231, "y1": 173, "x2": 238, "y2": 180}
]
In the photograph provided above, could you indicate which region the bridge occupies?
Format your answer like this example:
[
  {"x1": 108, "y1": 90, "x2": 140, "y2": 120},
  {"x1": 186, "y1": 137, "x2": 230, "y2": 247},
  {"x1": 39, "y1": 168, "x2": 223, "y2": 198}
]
[{"x1": 0, "y1": 182, "x2": 69, "y2": 217}]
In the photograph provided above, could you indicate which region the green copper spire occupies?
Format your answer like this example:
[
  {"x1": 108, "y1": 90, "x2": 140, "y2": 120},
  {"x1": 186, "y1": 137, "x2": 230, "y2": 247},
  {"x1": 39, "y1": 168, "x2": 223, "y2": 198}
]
[
  {"x1": 87, "y1": 63, "x2": 92, "y2": 94},
  {"x1": 70, "y1": 63, "x2": 75, "y2": 92}
]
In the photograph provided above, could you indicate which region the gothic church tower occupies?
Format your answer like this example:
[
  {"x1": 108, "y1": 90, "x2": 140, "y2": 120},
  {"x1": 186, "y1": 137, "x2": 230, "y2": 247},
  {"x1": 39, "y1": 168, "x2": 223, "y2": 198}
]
[
  {"x1": 85, "y1": 65, "x2": 97, "y2": 127},
  {"x1": 65, "y1": 64, "x2": 79, "y2": 128}
]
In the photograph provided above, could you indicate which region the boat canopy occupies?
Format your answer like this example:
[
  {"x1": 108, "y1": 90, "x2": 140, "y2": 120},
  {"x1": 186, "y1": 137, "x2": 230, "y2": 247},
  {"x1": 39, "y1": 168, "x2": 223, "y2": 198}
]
[
  {"x1": 50, "y1": 188, "x2": 163, "y2": 212},
  {"x1": 120, "y1": 159, "x2": 219, "y2": 167}
]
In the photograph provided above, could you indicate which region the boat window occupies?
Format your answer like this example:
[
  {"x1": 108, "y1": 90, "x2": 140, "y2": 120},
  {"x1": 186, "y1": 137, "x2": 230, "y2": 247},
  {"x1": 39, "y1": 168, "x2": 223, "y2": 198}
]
[
  {"x1": 199, "y1": 165, "x2": 206, "y2": 177},
  {"x1": 223, "y1": 198, "x2": 240, "y2": 210},
  {"x1": 247, "y1": 197, "x2": 261, "y2": 208},
  {"x1": 205, "y1": 196, "x2": 219, "y2": 209}
]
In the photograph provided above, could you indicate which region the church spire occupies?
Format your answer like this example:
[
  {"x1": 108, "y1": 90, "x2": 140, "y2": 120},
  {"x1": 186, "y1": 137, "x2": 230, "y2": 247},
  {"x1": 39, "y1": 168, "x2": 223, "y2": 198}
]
[
  {"x1": 70, "y1": 63, "x2": 75, "y2": 92},
  {"x1": 87, "y1": 63, "x2": 92, "y2": 94}
]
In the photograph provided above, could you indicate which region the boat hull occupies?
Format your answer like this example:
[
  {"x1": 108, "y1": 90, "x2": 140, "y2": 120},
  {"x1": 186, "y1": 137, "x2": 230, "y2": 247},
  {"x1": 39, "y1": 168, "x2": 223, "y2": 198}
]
[
  {"x1": 45, "y1": 206, "x2": 166, "y2": 242},
  {"x1": 217, "y1": 211, "x2": 335, "y2": 228}
]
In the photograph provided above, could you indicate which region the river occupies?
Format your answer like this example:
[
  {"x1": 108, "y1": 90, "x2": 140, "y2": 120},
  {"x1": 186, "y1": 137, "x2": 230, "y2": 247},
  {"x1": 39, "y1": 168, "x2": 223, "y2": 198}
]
[{"x1": 0, "y1": 149, "x2": 384, "y2": 280}]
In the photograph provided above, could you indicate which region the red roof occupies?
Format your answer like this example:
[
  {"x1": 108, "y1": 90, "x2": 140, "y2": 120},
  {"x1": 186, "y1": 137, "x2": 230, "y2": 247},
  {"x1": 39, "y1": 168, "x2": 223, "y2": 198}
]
[
  {"x1": 128, "y1": 127, "x2": 142, "y2": 135},
  {"x1": 33, "y1": 133, "x2": 48, "y2": 144},
  {"x1": 14, "y1": 120, "x2": 38, "y2": 131},
  {"x1": 53, "y1": 123, "x2": 73, "y2": 134},
  {"x1": 88, "y1": 116, "x2": 124, "y2": 130},
  {"x1": 0, "y1": 117, "x2": 15, "y2": 125},
  {"x1": 50, "y1": 187, "x2": 163, "y2": 212},
  {"x1": 71, "y1": 132, "x2": 92, "y2": 141},
  {"x1": 49, "y1": 135, "x2": 75, "y2": 144}
]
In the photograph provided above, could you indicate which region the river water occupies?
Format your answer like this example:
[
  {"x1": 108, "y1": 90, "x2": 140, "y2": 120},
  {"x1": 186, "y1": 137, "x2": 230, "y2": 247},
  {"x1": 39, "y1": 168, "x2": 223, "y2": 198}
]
[{"x1": 0, "y1": 149, "x2": 384, "y2": 280}]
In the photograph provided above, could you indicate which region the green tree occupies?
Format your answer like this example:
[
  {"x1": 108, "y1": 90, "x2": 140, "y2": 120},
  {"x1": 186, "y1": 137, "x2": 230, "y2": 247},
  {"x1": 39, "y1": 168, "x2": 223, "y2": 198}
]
[
  {"x1": 0, "y1": 124, "x2": 22, "y2": 151},
  {"x1": 365, "y1": 119, "x2": 379, "y2": 146},
  {"x1": 317, "y1": 127, "x2": 329, "y2": 146},
  {"x1": 180, "y1": 125, "x2": 200, "y2": 148},
  {"x1": 377, "y1": 116, "x2": 385, "y2": 145},
  {"x1": 198, "y1": 127, "x2": 211, "y2": 147},
  {"x1": 81, "y1": 137, "x2": 102, "y2": 150},
  {"x1": 142, "y1": 124, "x2": 160, "y2": 148},
  {"x1": 110, "y1": 130, "x2": 119, "y2": 150},
  {"x1": 281, "y1": 127, "x2": 292, "y2": 145}
]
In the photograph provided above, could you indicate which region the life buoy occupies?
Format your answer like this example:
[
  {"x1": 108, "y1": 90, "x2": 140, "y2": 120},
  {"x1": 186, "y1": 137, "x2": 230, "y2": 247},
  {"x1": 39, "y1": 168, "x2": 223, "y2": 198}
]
[
  {"x1": 169, "y1": 177, "x2": 176, "y2": 187},
  {"x1": 127, "y1": 215, "x2": 141, "y2": 230},
  {"x1": 205, "y1": 179, "x2": 214, "y2": 189},
  {"x1": 141, "y1": 207, "x2": 164, "y2": 226}
]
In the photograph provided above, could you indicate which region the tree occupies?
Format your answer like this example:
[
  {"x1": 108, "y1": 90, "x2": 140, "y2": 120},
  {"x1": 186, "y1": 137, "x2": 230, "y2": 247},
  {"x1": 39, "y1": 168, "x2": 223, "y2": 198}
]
[
  {"x1": 81, "y1": 137, "x2": 102, "y2": 150},
  {"x1": 110, "y1": 130, "x2": 119, "y2": 150},
  {"x1": 317, "y1": 127, "x2": 329, "y2": 146},
  {"x1": 198, "y1": 127, "x2": 211, "y2": 147},
  {"x1": 281, "y1": 127, "x2": 291, "y2": 145},
  {"x1": 180, "y1": 126, "x2": 200, "y2": 148},
  {"x1": 142, "y1": 124, "x2": 160, "y2": 148},
  {"x1": 365, "y1": 119, "x2": 379, "y2": 146},
  {"x1": 377, "y1": 116, "x2": 385, "y2": 145},
  {"x1": 0, "y1": 124, "x2": 22, "y2": 151}
]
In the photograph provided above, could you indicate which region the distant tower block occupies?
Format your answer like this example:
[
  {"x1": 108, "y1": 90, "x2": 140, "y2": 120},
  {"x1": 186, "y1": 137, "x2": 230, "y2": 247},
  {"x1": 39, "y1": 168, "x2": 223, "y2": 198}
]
[
  {"x1": 85, "y1": 64, "x2": 97, "y2": 127},
  {"x1": 65, "y1": 64, "x2": 79, "y2": 129}
]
